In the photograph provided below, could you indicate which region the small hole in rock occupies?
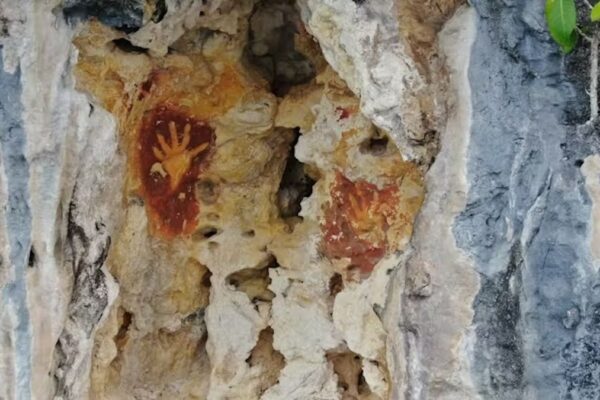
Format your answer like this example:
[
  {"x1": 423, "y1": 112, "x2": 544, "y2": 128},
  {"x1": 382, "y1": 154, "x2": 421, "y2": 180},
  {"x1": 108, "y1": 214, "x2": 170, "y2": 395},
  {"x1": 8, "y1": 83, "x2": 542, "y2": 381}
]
[
  {"x1": 327, "y1": 350, "x2": 373, "y2": 397},
  {"x1": 372, "y1": 304, "x2": 384, "y2": 319},
  {"x1": 112, "y1": 38, "x2": 148, "y2": 54},
  {"x1": 277, "y1": 129, "x2": 316, "y2": 219},
  {"x1": 329, "y1": 273, "x2": 343, "y2": 297},
  {"x1": 225, "y1": 257, "x2": 278, "y2": 302},
  {"x1": 243, "y1": 230, "x2": 256, "y2": 238},
  {"x1": 243, "y1": 0, "x2": 316, "y2": 96},
  {"x1": 202, "y1": 269, "x2": 213, "y2": 288},
  {"x1": 196, "y1": 179, "x2": 220, "y2": 204},
  {"x1": 246, "y1": 327, "x2": 284, "y2": 391},
  {"x1": 151, "y1": 0, "x2": 167, "y2": 23},
  {"x1": 202, "y1": 227, "x2": 219, "y2": 238},
  {"x1": 183, "y1": 308, "x2": 205, "y2": 325},
  {"x1": 193, "y1": 226, "x2": 220, "y2": 241},
  {"x1": 265, "y1": 255, "x2": 280, "y2": 269},
  {"x1": 28, "y1": 247, "x2": 36, "y2": 268},
  {"x1": 357, "y1": 370, "x2": 370, "y2": 394},
  {"x1": 114, "y1": 310, "x2": 133, "y2": 350},
  {"x1": 575, "y1": 159, "x2": 584, "y2": 167},
  {"x1": 61, "y1": 5, "x2": 142, "y2": 33},
  {"x1": 360, "y1": 136, "x2": 389, "y2": 156}
]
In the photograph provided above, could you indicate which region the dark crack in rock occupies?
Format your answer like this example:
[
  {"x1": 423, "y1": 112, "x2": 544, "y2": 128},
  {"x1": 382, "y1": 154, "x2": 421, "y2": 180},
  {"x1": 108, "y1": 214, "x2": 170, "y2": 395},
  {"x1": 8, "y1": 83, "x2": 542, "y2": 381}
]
[
  {"x1": 471, "y1": 243, "x2": 524, "y2": 399},
  {"x1": 276, "y1": 129, "x2": 315, "y2": 220},
  {"x1": 245, "y1": 0, "x2": 316, "y2": 96},
  {"x1": 53, "y1": 196, "x2": 112, "y2": 399},
  {"x1": 61, "y1": 0, "x2": 145, "y2": 32}
]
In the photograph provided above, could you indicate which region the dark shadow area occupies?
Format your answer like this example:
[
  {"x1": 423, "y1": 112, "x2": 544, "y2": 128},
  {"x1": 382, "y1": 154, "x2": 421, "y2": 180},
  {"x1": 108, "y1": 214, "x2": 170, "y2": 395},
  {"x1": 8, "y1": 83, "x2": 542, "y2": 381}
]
[
  {"x1": 276, "y1": 129, "x2": 316, "y2": 219},
  {"x1": 244, "y1": 0, "x2": 316, "y2": 96},
  {"x1": 61, "y1": 0, "x2": 145, "y2": 33}
]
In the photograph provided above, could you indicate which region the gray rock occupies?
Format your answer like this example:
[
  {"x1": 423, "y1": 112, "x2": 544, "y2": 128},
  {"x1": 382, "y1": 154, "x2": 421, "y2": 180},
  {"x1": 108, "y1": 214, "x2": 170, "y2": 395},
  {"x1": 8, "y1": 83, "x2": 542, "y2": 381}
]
[
  {"x1": 0, "y1": 57, "x2": 33, "y2": 400},
  {"x1": 562, "y1": 307, "x2": 580, "y2": 330},
  {"x1": 3, "y1": 0, "x2": 600, "y2": 398},
  {"x1": 455, "y1": 0, "x2": 600, "y2": 398},
  {"x1": 61, "y1": 0, "x2": 145, "y2": 32}
]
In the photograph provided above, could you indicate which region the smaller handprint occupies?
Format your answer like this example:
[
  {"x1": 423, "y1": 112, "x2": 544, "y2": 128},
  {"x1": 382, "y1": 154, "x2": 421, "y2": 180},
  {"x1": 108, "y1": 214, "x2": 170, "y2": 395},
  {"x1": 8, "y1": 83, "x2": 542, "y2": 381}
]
[
  {"x1": 347, "y1": 191, "x2": 386, "y2": 235},
  {"x1": 152, "y1": 121, "x2": 209, "y2": 190}
]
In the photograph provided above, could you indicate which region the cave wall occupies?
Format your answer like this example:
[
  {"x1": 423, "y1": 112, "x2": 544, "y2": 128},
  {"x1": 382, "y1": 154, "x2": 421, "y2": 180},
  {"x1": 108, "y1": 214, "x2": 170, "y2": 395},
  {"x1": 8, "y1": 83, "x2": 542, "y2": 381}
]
[{"x1": 0, "y1": 0, "x2": 599, "y2": 399}]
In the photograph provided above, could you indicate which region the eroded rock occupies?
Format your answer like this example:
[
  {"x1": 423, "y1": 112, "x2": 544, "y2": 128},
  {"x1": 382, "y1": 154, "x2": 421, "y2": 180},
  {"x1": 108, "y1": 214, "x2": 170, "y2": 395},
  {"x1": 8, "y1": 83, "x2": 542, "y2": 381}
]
[
  {"x1": 4, "y1": 0, "x2": 600, "y2": 399},
  {"x1": 64, "y1": 3, "x2": 424, "y2": 398}
]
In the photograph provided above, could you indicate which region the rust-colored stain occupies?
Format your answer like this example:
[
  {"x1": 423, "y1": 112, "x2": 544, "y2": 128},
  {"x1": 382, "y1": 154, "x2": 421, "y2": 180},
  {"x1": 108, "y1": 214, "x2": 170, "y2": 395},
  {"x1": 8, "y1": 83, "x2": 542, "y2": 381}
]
[
  {"x1": 335, "y1": 106, "x2": 352, "y2": 121},
  {"x1": 322, "y1": 172, "x2": 399, "y2": 275},
  {"x1": 335, "y1": 105, "x2": 359, "y2": 121},
  {"x1": 137, "y1": 75, "x2": 154, "y2": 100},
  {"x1": 138, "y1": 105, "x2": 215, "y2": 239}
]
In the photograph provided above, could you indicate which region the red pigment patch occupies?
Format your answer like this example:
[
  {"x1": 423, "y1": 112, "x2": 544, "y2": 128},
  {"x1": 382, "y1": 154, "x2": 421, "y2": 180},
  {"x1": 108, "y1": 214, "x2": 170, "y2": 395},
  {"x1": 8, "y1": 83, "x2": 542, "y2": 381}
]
[
  {"x1": 137, "y1": 79, "x2": 152, "y2": 100},
  {"x1": 322, "y1": 172, "x2": 399, "y2": 276},
  {"x1": 137, "y1": 70, "x2": 160, "y2": 100},
  {"x1": 335, "y1": 106, "x2": 351, "y2": 121},
  {"x1": 138, "y1": 105, "x2": 215, "y2": 239}
]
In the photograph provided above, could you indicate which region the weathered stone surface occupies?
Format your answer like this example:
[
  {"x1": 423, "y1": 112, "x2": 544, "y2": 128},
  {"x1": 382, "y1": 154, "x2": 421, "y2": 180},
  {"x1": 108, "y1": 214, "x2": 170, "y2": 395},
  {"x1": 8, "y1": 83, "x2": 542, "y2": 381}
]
[
  {"x1": 454, "y1": 1, "x2": 600, "y2": 399},
  {"x1": 3, "y1": 0, "x2": 600, "y2": 399},
  {"x1": 0, "y1": 55, "x2": 31, "y2": 400},
  {"x1": 385, "y1": 8, "x2": 479, "y2": 400},
  {"x1": 297, "y1": 0, "x2": 438, "y2": 163},
  {"x1": 64, "y1": 3, "x2": 424, "y2": 398},
  {"x1": 62, "y1": 0, "x2": 145, "y2": 31}
]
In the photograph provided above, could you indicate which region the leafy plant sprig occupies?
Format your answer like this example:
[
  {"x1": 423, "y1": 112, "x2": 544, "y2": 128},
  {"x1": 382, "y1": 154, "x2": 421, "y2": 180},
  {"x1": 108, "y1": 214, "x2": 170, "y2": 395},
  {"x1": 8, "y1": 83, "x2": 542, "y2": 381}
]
[{"x1": 546, "y1": 0, "x2": 600, "y2": 121}]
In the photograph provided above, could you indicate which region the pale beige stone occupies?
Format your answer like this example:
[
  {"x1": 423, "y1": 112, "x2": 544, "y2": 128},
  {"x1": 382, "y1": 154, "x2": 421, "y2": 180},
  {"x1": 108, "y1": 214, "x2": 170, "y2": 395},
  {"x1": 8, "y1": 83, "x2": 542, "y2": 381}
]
[{"x1": 582, "y1": 155, "x2": 600, "y2": 264}]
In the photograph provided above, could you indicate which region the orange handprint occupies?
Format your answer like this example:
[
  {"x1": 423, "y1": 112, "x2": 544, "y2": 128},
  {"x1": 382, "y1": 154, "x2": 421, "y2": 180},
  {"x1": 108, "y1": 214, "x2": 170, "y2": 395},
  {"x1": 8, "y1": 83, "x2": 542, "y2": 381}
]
[
  {"x1": 322, "y1": 173, "x2": 400, "y2": 275},
  {"x1": 152, "y1": 121, "x2": 209, "y2": 190},
  {"x1": 138, "y1": 106, "x2": 215, "y2": 239},
  {"x1": 347, "y1": 189, "x2": 387, "y2": 244}
]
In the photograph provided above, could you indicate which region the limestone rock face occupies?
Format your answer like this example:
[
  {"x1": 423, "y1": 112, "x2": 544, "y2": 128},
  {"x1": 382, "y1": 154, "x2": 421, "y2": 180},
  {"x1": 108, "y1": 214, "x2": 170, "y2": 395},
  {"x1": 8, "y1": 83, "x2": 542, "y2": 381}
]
[{"x1": 1, "y1": 0, "x2": 600, "y2": 400}]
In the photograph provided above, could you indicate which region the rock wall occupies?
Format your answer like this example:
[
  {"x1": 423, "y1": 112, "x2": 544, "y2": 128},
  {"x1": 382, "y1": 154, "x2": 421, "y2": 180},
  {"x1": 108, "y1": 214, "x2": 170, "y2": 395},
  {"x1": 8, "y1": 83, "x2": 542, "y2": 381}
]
[
  {"x1": 459, "y1": 2, "x2": 600, "y2": 399},
  {"x1": 1, "y1": 0, "x2": 599, "y2": 399}
]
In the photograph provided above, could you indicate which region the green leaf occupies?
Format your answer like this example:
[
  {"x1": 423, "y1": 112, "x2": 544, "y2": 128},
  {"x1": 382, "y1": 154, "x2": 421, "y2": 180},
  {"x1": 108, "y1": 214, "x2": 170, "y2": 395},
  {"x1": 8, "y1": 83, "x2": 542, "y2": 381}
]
[
  {"x1": 545, "y1": 0, "x2": 578, "y2": 53},
  {"x1": 592, "y1": 2, "x2": 600, "y2": 21}
]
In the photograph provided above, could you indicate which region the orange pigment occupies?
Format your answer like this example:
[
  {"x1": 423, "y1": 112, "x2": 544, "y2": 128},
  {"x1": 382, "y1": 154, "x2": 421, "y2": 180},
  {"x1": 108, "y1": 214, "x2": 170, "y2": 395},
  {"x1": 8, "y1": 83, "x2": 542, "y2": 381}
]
[
  {"x1": 138, "y1": 105, "x2": 215, "y2": 239},
  {"x1": 322, "y1": 172, "x2": 399, "y2": 275}
]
